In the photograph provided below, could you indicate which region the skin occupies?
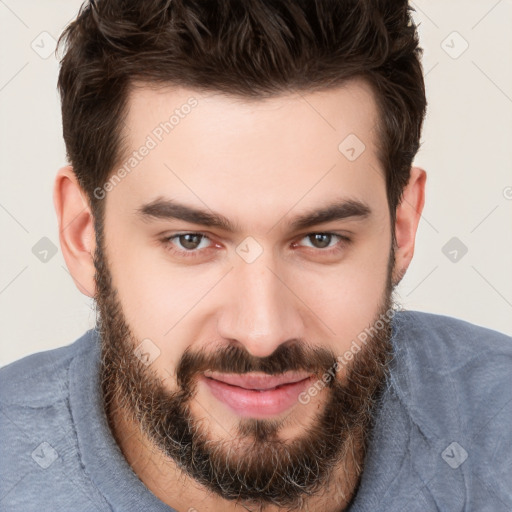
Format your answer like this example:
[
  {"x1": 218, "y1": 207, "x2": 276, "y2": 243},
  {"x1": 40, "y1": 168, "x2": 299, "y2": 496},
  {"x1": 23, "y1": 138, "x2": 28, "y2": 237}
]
[{"x1": 54, "y1": 77, "x2": 426, "y2": 511}]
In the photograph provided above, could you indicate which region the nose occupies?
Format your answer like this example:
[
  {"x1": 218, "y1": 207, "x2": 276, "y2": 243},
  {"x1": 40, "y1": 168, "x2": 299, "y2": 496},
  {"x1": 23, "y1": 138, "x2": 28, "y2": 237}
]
[{"x1": 216, "y1": 252, "x2": 305, "y2": 359}]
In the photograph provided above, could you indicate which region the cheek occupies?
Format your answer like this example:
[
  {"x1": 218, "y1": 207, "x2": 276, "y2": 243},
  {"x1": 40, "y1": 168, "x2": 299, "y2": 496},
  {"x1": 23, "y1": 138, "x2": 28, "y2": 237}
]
[
  {"x1": 103, "y1": 194, "x2": 392, "y2": 373},
  {"x1": 103, "y1": 231, "x2": 224, "y2": 372},
  {"x1": 289, "y1": 232, "x2": 392, "y2": 346}
]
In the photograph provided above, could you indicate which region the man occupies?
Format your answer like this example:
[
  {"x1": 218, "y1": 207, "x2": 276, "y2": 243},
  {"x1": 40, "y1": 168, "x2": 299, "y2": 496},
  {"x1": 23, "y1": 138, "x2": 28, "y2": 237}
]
[{"x1": 1, "y1": 1, "x2": 511, "y2": 511}]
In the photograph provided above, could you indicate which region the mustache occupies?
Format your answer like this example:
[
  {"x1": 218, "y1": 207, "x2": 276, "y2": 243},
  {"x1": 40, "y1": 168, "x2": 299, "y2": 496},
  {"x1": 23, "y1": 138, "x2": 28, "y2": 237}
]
[{"x1": 176, "y1": 341, "x2": 339, "y2": 389}]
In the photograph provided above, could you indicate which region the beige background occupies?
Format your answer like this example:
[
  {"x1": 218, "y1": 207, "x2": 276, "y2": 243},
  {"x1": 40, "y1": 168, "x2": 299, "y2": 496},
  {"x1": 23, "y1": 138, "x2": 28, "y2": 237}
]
[{"x1": 1, "y1": 0, "x2": 511, "y2": 367}]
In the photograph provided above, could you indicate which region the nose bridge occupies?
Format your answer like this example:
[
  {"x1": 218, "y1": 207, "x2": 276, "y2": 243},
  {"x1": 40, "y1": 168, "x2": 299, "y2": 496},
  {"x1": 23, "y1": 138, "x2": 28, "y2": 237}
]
[{"x1": 216, "y1": 251, "x2": 303, "y2": 358}]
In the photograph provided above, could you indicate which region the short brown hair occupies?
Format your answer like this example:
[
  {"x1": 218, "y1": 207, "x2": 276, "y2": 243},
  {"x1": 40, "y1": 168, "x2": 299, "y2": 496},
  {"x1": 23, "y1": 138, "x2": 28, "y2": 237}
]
[{"x1": 57, "y1": 0, "x2": 427, "y2": 229}]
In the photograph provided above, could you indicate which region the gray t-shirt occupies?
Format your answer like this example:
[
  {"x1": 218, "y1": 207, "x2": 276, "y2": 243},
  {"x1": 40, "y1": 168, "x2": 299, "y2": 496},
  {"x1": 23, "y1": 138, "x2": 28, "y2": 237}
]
[{"x1": 1, "y1": 310, "x2": 511, "y2": 511}]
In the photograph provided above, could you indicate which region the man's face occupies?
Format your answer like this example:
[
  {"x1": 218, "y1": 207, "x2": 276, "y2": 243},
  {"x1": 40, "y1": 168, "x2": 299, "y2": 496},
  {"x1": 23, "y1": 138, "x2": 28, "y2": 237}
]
[{"x1": 96, "y1": 80, "x2": 397, "y2": 508}]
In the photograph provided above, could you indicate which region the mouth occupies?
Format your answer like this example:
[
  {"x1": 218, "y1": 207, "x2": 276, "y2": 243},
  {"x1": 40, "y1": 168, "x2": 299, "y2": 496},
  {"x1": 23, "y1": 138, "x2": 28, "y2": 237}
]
[{"x1": 200, "y1": 371, "x2": 314, "y2": 418}]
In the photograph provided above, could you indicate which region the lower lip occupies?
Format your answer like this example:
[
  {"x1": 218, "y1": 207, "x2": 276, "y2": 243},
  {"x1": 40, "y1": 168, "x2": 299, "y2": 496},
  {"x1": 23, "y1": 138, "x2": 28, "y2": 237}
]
[{"x1": 201, "y1": 375, "x2": 313, "y2": 418}]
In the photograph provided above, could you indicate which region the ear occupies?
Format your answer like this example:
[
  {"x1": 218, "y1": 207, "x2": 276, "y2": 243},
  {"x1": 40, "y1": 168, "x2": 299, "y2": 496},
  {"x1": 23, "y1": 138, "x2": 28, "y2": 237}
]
[
  {"x1": 392, "y1": 166, "x2": 426, "y2": 286},
  {"x1": 53, "y1": 165, "x2": 96, "y2": 298}
]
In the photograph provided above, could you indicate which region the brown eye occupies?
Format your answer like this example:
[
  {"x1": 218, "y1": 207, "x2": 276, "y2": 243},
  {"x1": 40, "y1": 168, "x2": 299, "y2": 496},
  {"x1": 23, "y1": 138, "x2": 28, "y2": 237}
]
[
  {"x1": 293, "y1": 232, "x2": 351, "y2": 256},
  {"x1": 307, "y1": 233, "x2": 333, "y2": 249},
  {"x1": 176, "y1": 233, "x2": 205, "y2": 250},
  {"x1": 163, "y1": 233, "x2": 213, "y2": 257}
]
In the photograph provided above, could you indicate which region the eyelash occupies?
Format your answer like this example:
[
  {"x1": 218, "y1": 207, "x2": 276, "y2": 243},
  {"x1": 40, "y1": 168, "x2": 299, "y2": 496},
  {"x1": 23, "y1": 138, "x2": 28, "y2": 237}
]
[{"x1": 161, "y1": 232, "x2": 351, "y2": 259}]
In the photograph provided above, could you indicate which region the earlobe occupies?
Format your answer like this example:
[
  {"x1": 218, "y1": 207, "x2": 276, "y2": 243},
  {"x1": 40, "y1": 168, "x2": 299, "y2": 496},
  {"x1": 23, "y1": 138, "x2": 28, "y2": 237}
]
[
  {"x1": 392, "y1": 166, "x2": 426, "y2": 286},
  {"x1": 53, "y1": 166, "x2": 97, "y2": 298}
]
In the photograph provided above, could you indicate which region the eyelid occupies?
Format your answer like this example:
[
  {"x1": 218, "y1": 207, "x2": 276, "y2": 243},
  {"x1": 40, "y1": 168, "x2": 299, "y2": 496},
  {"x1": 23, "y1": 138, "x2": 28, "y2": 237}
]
[
  {"x1": 164, "y1": 231, "x2": 214, "y2": 250},
  {"x1": 293, "y1": 232, "x2": 351, "y2": 251},
  {"x1": 161, "y1": 231, "x2": 351, "y2": 260}
]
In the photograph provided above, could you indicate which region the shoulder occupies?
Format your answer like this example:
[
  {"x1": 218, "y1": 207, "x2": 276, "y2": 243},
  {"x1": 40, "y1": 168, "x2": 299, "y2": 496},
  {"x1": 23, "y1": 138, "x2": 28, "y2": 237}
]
[
  {"x1": 391, "y1": 309, "x2": 512, "y2": 377},
  {"x1": 390, "y1": 309, "x2": 512, "y2": 405},
  {"x1": 0, "y1": 330, "x2": 107, "y2": 511},
  {"x1": 389, "y1": 312, "x2": 511, "y2": 473},
  {"x1": 385, "y1": 311, "x2": 512, "y2": 508},
  {"x1": 0, "y1": 330, "x2": 97, "y2": 408},
  {"x1": 388, "y1": 309, "x2": 512, "y2": 437},
  {"x1": 392, "y1": 308, "x2": 512, "y2": 350}
]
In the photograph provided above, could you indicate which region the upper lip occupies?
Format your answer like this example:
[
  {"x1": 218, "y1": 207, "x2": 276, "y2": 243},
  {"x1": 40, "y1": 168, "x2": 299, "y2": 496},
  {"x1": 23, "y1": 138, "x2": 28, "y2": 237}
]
[{"x1": 203, "y1": 371, "x2": 312, "y2": 390}]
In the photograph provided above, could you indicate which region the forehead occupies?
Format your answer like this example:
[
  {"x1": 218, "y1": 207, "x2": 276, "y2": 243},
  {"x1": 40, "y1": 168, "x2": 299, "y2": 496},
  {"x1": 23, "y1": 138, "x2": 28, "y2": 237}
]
[
  {"x1": 123, "y1": 78, "x2": 380, "y2": 152},
  {"x1": 106, "y1": 79, "x2": 386, "y2": 230}
]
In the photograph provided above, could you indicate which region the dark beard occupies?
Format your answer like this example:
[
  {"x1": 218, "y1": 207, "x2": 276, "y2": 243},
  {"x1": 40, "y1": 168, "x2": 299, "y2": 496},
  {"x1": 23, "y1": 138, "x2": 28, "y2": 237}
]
[{"x1": 95, "y1": 225, "x2": 396, "y2": 510}]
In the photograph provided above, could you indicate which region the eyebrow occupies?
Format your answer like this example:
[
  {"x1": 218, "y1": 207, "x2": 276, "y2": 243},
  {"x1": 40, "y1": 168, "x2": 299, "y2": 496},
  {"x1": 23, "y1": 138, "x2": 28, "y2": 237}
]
[{"x1": 136, "y1": 196, "x2": 371, "y2": 233}]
